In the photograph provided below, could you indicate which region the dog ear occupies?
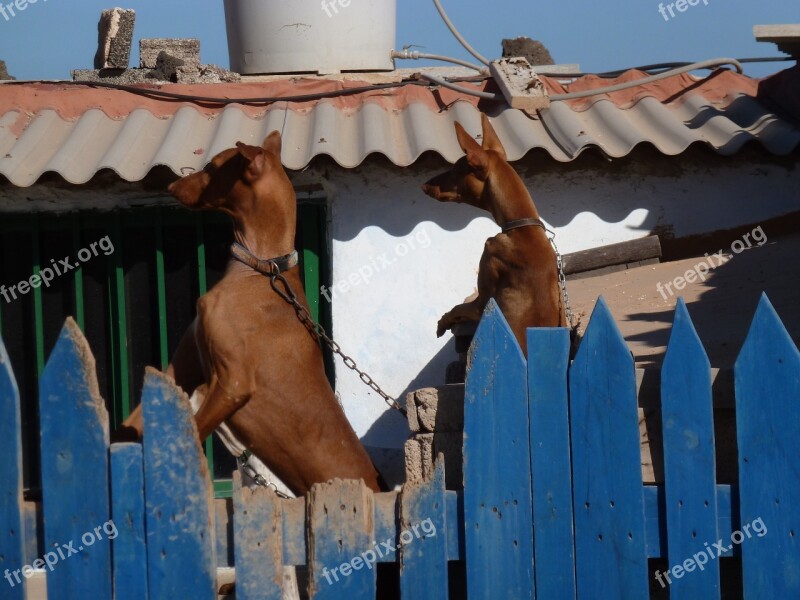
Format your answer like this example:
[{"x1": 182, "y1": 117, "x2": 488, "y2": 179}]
[
  {"x1": 480, "y1": 113, "x2": 507, "y2": 160},
  {"x1": 262, "y1": 131, "x2": 282, "y2": 156},
  {"x1": 454, "y1": 122, "x2": 489, "y2": 178},
  {"x1": 236, "y1": 142, "x2": 267, "y2": 181}
]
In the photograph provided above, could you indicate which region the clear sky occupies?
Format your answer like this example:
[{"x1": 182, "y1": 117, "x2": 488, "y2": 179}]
[{"x1": 0, "y1": 0, "x2": 796, "y2": 80}]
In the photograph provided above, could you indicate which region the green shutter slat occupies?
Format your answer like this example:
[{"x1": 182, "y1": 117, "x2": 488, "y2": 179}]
[
  {"x1": 31, "y1": 216, "x2": 45, "y2": 376},
  {"x1": 71, "y1": 214, "x2": 85, "y2": 331},
  {"x1": 155, "y1": 208, "x2": 169, "y2": 370}
]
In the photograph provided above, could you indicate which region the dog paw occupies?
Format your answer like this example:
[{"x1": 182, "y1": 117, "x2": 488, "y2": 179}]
[{"x1": 437, "y1": 316, "x2": 453, "y2": 338}]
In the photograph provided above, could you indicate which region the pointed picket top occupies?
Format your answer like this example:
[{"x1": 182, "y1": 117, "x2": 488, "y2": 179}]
[
  {"x1": 661, "y1": 298, "x2": 719, "y2": 599},
  {"x1": 664, "y1": 298, "x2": 710, "y2": 374},
  {"x1": 572, "y1": 295, "x2": 630, "y2": 370},
  {"x1": 467, "y1": 298, "x2": 524, "y2": 374},
  {"x1": 569, "y1": 295, "x2": 648, "y2": 598},
  {"x1": 735, "y1": 293, "x2": 800, "y2": 597},
  {"x1": 0, "y1": 334, "x2": 26, "y2": 600},
  {"x1": 40, "y1": 318, "x2": 112, "y2": 600},
  {"x1": 142, "y1": 368, "x2": 216, "y2": 600}
]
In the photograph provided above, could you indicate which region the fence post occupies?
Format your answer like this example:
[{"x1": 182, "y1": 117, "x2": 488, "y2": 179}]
[
  {"x1": 463, "y1": 299, "x2": 535, "y2": 599},
  {"x1": 661, "y1": 299, "x2": 720, "y2": 598},
  {"x1": 141, "y1": 368, "x2": 216, "y2": 600},
  {"x1": 39, "y1": 319, "x2": 113, "y2": 600},
  {"x1": 0, "y1": 336, "x2": 26, "y2": 600},
  {"x1": 569, "y1": 297, "x2": 648, "y2": 598},
  {"x1": 527, "y1": 327, "x2": 576, "y2": 599},
  {"x1": 735, "y1": 293, "x2": 800, "y2": 597}
]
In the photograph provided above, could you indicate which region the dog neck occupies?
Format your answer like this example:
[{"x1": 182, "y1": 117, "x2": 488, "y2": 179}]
[
  {"x1": 229, "y1": 201, "x2": 296, "y2": 262},
  {"x1": 484, "y1": 160, "x2": 542, "y2": 227}
]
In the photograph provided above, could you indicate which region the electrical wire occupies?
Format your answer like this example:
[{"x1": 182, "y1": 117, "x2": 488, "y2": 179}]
[
  {"x1": 550, "y1": 58, "x2": 743, "y2": 101},
  {"x1": 391, "y1": 49, "x2": 488, "y2": 74},
  {"x1": 432, "y1": 0, "x2": 491, "y2": 67},
  {"x1": 418, "y1": 72, "x2": 500, "y2": 99},
  {"x1": 554, "y1": 56, "x2": 794, "y2": 79}
]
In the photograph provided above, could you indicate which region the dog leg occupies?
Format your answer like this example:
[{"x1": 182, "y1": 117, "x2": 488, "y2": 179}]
[
  {"x1": 193, "y1": 376, "x2": 251, "y2": 441},
  {"x1": 437, "y1": 300, "x2": 484, "y2": 337}
]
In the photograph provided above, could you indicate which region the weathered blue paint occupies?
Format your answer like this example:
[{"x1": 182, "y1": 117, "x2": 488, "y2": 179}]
[
  {"x1": 141, "y1": 369, "x2": 216, "y2": 600},
  {"x1": 735, "y1": 294, "x2": 800, "y2": 597},
  {"x1": 400, "y1": 456, "x2": 449, "y2": 600},
  {"x1": 0, "y1": 335, "x2": 25, "y2": 600},
  {"x1": 527, "y1": 327, "x2": 576, "y2": 600},
  {"x1": 569, "y1": 297, "x2": 648, "y2": 599},
  {"x1": 110, "y1": 443, "x2": 148, "y2": 600},
  {"x1": 233, "y1": 471, "x2": 284, "y2": 600},
  {"x1": 661, "y1": 299, "x2": 720, "y2": 598},
  {"x1": 307, "y1": 480, "x2": 376, "y2": 599},
  {"x1": 39, "y1": 319, "x2": 112, "y2": 600},
  {"x1": 463, "y1": 299, "x2": 535, "y2": 599}
]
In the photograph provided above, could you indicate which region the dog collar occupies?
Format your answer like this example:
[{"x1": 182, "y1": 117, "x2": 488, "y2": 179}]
[
  {"x1": 231, "y1": 242, "x2": 299, "y2": 276},
  {"x1": 501, "y1": 218, "x2": 546, "y2": 233}
]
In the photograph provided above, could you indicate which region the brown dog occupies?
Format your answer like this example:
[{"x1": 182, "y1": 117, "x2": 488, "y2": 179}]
[
  {"x1": 422, "y1": 114, "x2": 564, "y2": 356},
  {"x1": 118, "y1": 132, "x2": 382, "y2": 495}
]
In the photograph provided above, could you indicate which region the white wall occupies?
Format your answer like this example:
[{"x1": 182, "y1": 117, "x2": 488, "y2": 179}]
[{"x1": 314, "y1": 152, "x2": 800, "y2": 449}]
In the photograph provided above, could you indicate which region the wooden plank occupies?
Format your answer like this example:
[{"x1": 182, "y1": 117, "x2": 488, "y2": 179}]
[
  {"x1": 562, "y1": 235, "x2": 661, "y2": 275},
  {"x1": 569, "y1": 297, "x2": 649, "y2": 598},
  {"x1": 232, "y1": 471, "x2": 284, "y2": 600},
  {"x1": 39, "y1": 318, "x2": 112, "y2": 600},
  {"x1": 735, "y1": 293, "x2": 800, "y2": 597},
  {"x1": 660, "y1": 299, "x2": 720, "y2": 598},
  {"x1": 527, "y1": 327, "x2": 576, "y2": 599},
  {"x1": 399, "y1": 455, "x2": 449, "y2": 600},
  {"x1": 307, "y1": 479, "x2": 376, "y2": 599},
  {"x1": 110, "y1": 443, "x2": 148, "y2": 600},
  {"x1": 463, "y1": 299, "x2": 535, "y2": 599},
  {"x1": 141, "y1": 368, "x2": 216, "y2": 600},
  {"x1": 0, "y1": 335, "x2": 26, "y2": 600}
]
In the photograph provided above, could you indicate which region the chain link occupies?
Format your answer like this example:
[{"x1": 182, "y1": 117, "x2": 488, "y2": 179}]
[
  {"x1": 237, "y1": 452, "x2": 291, "y2": 498},
  {"x1": 544, "y1": 229, "x2": 575, "y2": 329},
  {"x1": 268, "y1": 270, "x2": 407, "y2": 416}
]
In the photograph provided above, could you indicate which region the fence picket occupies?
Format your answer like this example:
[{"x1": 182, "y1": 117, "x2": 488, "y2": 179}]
[
  {"x1": 527, "y1": 327, "x2": 576, "y2": 599},
  {"x1": 463, "y1": 299, "x2": 535, "y2": 599},
  {"x1": 569, "y1": 297, "x2": 648, "y2": 599},
  {"x1": 233, "y1": 471, "x2": 284, "y2": 600},
  {"x1": 307, "y1": 479, "x2": 376, "y2": 599},
  {"x1": 735, "y1": 293, "x2": 800, "y2": 597},
  {"x1": 661, "y1": 299, "x2": 720, "y2": 598},
  {"x1": 399, "y1": 454, "x2": 449, "y2": 600},
  {"x1": 141, "y1": 368, "x2": 216, "y2": 600},
  {"x1": 0, "y1": 336, "x2": 25, "y2": 600},
  {"x1": 111, "y1": 443, "x2": 148, "y2": 600},
  {"x1": 39, "y1": 319, "x2": 112, "y2": 600}
]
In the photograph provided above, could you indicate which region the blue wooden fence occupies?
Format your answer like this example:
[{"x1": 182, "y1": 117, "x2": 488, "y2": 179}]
[{"x1": 1, "y1": 294, "x2": 798, "y2": 598}]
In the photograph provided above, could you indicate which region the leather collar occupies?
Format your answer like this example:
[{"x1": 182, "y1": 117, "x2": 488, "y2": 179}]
[
  {"x1": 501, "y1": 218, "x2": 546, "y2": 233},
  {"x1": 231, "y1": 242, "x2": 298, "y2": 276}
]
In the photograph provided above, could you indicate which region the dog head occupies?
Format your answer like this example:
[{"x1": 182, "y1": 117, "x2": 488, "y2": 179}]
[
  {"x1": 421, "y1": 113, "x2": 507, "y2": 211},
  {"x1": 168, "y1": 131, "x2": 292, "y2": 215}
]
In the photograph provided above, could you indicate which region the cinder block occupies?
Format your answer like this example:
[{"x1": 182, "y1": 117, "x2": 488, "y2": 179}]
[
  {"x1": 404, "y1": 434, "x2": 433, "y2": 485},
  {"x1": 404, "y1": 431, "x2": 463, "y2": 490},
  {"x1": 94, "y1": 8, "x2": 136, "y2": 69},
  {"x1": 405, "y1": 385, "x2": 465, "y2": 433},
  {"x1": 140, "y1": 38, "x2": 200, "y2": 69}
]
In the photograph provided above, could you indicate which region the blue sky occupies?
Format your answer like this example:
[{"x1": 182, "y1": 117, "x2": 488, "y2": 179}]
[{"x1": 0, "y1": 0, "x2": 796, "y2": 80}]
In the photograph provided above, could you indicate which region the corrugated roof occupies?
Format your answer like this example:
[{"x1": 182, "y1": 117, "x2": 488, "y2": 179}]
[{"x1": 0, "y1": 66, "x2": 798, "y2": 187}]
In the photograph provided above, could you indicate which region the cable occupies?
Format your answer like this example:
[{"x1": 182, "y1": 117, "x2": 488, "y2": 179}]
[
  {"x1": 553, "y1": 56, "x2": 794, "y2": 79},
  {"x1": 550, "y1": 58, "x2": 743, "y2": 101},
  {"x1": 418, "y1": 72, "x2": 501, "y2": 100},
  {"x1": 391, "y1": 49, "x2": 488, "y2": 74},
  {"x1": 432, "y1": 0, "x2": 491, "y2": 67}
]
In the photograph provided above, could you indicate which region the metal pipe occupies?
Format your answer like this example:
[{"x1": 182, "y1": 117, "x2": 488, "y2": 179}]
[
  {"x1": 432, "y1": 0, "x2": 491, "y2": 67},
  {"x1": 391, "y1": 49, "x2": 488, "y2": 74},
  {"x1": 418, "y1": 72, "x2": 501, "y2": 100}
]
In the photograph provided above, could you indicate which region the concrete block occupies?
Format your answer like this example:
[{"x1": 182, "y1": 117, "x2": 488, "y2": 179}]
[
  {"x1": 94, "y1": 8, "x2": 136, "y2": 69},
  {"x1": 140, "y1": 38, "x2": 200, "y2": 69},
  {"x1": 404, "y1": 434, "x2": 433, "y2": 485},
  {"x1": 405, "y1": 385, "x2": 465, "y2": 433},
  {"x1": 404, "y1": 431, "x2": 463, "y2": 489}
]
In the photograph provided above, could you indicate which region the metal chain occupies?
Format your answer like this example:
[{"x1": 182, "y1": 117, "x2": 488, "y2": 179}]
[
  {"x1": 268, "y1": 270, "x2": 407, "y2": 417},
  {"x1": 544, "y1": 228, "x2": 575, "y2": 329},
  {"x1": 237, "y1": 452, "x2": 291, "y2": 498}
]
